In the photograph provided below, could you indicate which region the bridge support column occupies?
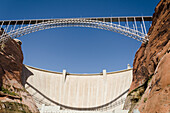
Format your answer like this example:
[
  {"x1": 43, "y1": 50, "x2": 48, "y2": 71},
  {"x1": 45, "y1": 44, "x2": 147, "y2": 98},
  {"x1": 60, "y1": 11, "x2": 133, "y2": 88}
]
[
  {"x1": 142, "y1": 16, "x2": 147, "y2": 35},
  {"x1": 127, "y1": 64, "x2": 131, "y2": 69},
  {"x1": 63, "y1": 69, "x2": 67, "y2": 83},
  {"x1": 103, "y1": 69, "x2": 107, "y2": 82},
  {"x1": 103, "y1": 69, "x2": 108, "y2": 105}
]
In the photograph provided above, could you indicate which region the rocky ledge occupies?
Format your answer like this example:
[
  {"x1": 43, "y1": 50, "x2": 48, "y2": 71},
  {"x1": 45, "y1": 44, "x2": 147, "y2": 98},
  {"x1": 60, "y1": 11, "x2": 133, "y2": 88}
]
[{"x1": 0, "y1": 30, "x2": 39, "y2": 112}]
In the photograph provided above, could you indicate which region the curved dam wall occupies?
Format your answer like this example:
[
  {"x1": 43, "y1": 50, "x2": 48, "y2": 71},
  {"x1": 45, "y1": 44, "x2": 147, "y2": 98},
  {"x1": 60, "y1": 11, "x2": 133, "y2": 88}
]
[{"x1": 21, "y1": 65, "x2": 132, "y2": 111}]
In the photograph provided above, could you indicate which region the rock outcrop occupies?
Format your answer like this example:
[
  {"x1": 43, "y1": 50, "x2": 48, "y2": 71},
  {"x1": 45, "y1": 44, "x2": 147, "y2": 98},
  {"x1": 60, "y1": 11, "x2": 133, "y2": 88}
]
[
  {"x1": 124, "y1": 0, "x2": 170, "y2": 112},
  {"x1": 0, "y1": 31, "x2": 39, "y2": 112}
]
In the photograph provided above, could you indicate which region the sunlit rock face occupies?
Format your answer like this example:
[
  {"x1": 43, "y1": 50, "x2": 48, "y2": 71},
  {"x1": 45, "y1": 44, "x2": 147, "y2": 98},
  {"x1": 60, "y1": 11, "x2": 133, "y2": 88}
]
[
  {"x1": 0, "y1": 35, "x2": 39, "y2": 113},
  {"x1": 125, "y1": 0, "x2": 170, "y2": 112}
]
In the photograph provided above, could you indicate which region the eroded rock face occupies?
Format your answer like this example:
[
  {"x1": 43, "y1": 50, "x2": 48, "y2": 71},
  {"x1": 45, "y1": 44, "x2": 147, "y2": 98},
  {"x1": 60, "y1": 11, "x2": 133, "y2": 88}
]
[
  {"x1": 137, "y1": 51, "x2": 170, "y2": 113},
  {"x1": 0, "y1": 36, "x2": 39, "y2": 112},
  {"x1": 130, "y1": 0, "x2": 170, "y2": 92},
  {"x1": 126, "y1": 0, "x2": 170, "y2": 112}
]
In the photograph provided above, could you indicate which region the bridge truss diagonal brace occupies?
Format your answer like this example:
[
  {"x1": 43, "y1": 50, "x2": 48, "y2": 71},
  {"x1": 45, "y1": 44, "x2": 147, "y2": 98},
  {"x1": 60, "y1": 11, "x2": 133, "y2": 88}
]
[{"x1": 0, "y1": 16, "x2": 151, "y2": 44}]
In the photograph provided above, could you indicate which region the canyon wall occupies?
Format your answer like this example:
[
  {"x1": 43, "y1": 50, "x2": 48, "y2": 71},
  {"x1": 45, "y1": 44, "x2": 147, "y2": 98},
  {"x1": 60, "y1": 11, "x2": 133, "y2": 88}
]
[
  {"x1": 124, "y1": 0, "x2": 170, "y2": 112},
  {"x1": 0, "y1": 31, "x2": 39, "y2": 112}
]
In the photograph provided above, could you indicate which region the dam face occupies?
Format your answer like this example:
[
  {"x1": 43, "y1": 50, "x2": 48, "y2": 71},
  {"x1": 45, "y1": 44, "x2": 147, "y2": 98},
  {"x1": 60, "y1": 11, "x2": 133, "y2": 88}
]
[{"x1": 22, "y1": 65, "x2": 132, "y2": 112}]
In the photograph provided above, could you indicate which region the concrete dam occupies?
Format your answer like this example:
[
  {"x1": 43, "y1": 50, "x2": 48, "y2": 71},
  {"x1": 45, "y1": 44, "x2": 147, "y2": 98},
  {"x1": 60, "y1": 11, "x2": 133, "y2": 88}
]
[{"x1": 21, "y1": 65, "x2": 132, "y2": 112}]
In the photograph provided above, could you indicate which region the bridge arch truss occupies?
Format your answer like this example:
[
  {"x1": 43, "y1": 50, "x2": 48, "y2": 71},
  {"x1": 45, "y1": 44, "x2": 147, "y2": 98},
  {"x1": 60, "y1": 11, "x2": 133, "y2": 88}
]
[{"x1": 0, "y1": 16, "x2": 152, "y2": 43}]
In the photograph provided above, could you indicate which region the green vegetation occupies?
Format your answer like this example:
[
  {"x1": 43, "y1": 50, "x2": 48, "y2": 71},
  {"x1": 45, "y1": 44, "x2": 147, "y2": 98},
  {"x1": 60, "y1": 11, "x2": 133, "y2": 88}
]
[
  {"x1": 20, "y1": 97, "x2": 23, "y2": 101},
  {"x1": 144, "y1": 98, "x2": 147, "y2": 103},
  {"x1": 128, "y1": 74, "x2": 154, "y2": 105},
  {"x1": 1, "y1": 86, "x2": 19, "y2": 96},
  {"x1": 0, "y1": 42, "x2": 5, "y2": 50},
  {"x1": 128, "y1": 83, "x2": 146, "y2": 96},
  {"x1": 130, "y1": 86, "x2": 145, "y2": 103},
  {"x1": 128, "y1": 74, "x2": 154, "y2": 97},
  {"x1": 4, "y1": 84, "x2": 28, "y2": 93},
  {"x1": 0, "y1": 102, "x2": 32, "y2": 113},
  {"x1": 147, "y1": 74, "x2": 154, "y2": 86}
]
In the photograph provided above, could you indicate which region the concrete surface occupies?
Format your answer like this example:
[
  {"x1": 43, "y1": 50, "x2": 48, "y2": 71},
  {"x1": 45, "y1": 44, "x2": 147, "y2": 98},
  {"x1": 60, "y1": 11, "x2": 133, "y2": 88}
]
[{"x1": 22, "y1": 65, "x2": 132, "y2": 111}]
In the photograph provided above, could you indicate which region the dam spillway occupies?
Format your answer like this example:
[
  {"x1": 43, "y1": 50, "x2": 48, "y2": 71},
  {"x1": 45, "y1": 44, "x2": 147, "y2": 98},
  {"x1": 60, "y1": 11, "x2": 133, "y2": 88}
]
[{"x1": 21, "y1": 65, "x2": 132, "y2": 112}]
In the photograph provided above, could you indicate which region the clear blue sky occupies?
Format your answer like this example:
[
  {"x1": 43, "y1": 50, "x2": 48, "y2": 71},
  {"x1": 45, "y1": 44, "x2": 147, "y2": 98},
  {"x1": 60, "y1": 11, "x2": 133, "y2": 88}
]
[{"x1": 1, "y1": 0, "x2": 160, "y2": 73}]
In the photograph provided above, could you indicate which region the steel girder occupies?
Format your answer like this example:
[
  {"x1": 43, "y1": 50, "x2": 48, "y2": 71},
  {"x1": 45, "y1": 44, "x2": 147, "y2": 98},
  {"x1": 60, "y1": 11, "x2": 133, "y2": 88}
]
[{"x1": 0, "y1": 17, "x2": 151, "y2": 44}]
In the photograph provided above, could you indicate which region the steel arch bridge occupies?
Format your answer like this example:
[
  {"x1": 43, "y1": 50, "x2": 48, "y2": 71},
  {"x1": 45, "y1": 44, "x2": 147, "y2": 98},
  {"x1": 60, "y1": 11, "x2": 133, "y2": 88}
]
[{"x1": 0, "y1": 16, "x2": 152, "y2": 44}]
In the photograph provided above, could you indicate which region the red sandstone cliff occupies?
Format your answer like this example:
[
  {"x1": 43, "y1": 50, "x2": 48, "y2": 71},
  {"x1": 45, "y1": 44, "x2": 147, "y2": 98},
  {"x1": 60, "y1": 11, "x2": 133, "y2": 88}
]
[
  {"x1": 0, "y1": 30, "x2": 39, "y2": 112},
  {"x1": 125, "y1": 0, "x2": 170, "y2": 112}
]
